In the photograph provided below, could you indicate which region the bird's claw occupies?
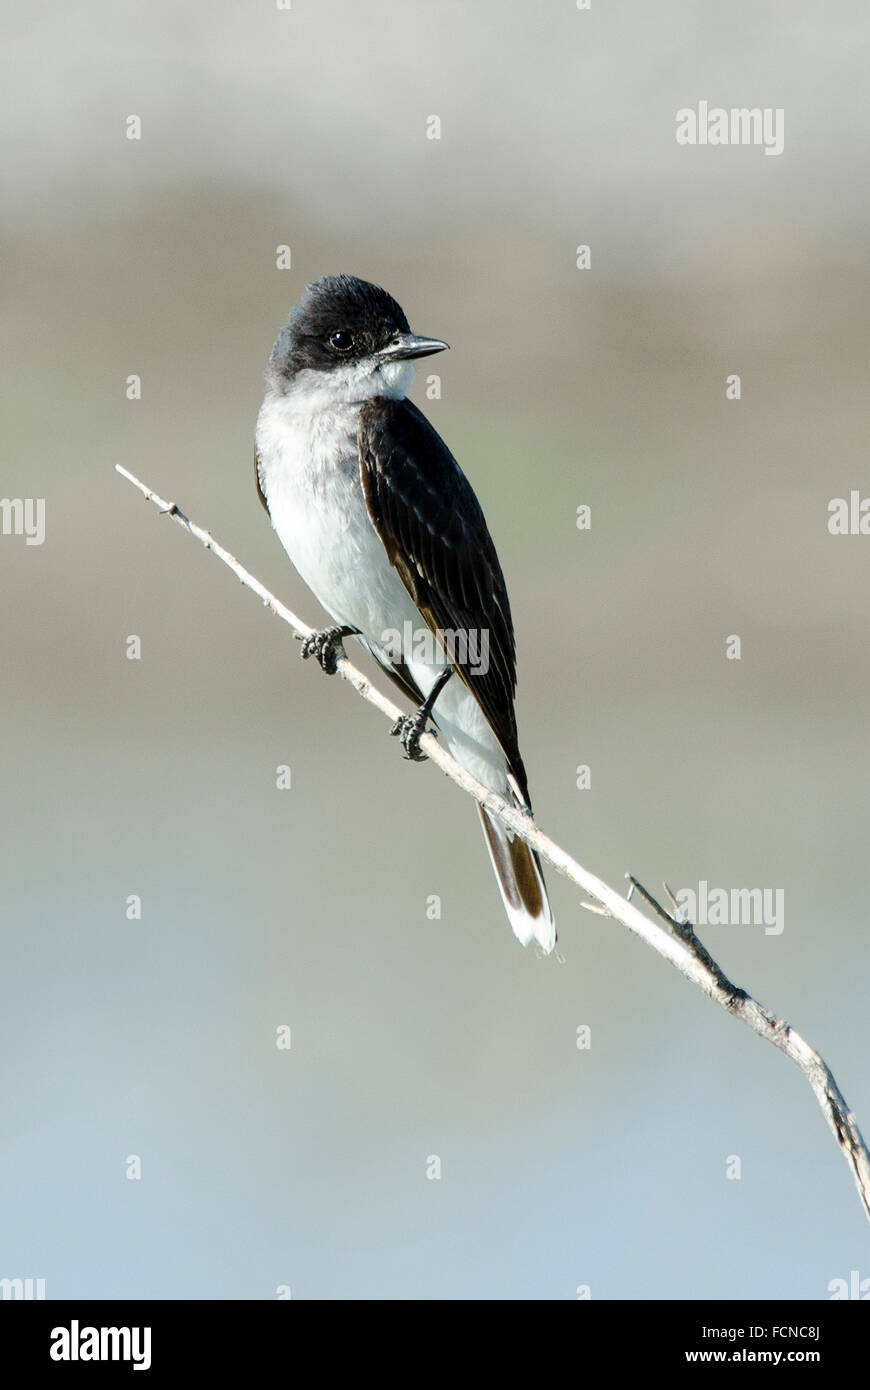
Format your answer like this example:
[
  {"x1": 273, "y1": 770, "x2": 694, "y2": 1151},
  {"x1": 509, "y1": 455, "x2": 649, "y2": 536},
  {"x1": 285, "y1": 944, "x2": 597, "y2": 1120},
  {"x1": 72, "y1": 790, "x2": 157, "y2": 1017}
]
[
  {"x1": 390, "y1": 713, "x2": 430, "y2": 762},
  {"x1": 300, "y1": 625, "x2": 349, "y2": 674}
]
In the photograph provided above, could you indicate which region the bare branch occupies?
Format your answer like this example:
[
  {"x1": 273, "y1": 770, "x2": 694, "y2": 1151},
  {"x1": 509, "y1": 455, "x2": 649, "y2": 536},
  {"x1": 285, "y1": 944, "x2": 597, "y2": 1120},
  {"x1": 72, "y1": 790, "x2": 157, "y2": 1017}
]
[{"x1": 116, "y1": 463, "x2": 870, "y2": 1226}]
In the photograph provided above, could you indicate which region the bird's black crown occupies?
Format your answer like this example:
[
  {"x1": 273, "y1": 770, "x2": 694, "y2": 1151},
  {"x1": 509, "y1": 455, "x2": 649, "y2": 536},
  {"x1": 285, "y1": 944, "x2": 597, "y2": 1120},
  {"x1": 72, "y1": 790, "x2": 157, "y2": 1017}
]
[{"x1": 269, "y1": 274, "x2": 411, "y2": 380}]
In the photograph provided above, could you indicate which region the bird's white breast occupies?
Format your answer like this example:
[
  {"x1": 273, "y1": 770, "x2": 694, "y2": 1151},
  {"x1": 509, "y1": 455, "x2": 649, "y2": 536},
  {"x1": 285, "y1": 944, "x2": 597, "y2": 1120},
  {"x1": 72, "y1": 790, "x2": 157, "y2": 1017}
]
[{"x1": 255, "y1": 384, "x2": 418, "y2": 642}]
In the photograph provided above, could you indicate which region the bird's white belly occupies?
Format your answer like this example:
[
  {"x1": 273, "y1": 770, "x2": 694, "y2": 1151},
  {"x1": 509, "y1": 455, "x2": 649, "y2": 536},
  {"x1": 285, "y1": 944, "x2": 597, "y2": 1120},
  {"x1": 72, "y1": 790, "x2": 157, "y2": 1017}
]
[{"x1": 257, "y1": 392, "x2": 413, "y2": 638}]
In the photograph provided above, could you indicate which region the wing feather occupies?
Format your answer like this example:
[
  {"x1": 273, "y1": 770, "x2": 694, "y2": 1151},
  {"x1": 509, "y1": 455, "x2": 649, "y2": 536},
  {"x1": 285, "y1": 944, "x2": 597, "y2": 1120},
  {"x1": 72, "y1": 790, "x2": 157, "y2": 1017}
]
[{"x1": 358, "y1": 396, "x2": 529, "y2": 800}]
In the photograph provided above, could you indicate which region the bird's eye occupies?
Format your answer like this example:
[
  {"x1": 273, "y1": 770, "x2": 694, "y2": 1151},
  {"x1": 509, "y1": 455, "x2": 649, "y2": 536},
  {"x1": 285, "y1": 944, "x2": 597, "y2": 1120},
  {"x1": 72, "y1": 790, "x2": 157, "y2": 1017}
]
[{"x1": 329, "y1": 330, "x2": 354, "y2": 353}]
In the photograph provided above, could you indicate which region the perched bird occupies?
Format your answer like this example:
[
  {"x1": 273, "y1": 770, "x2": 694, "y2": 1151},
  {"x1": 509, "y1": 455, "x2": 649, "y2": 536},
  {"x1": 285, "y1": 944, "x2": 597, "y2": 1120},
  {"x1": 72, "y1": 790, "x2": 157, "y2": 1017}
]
[{"x1": 255, "y1": 274, "x2": 555, "y2": 952}]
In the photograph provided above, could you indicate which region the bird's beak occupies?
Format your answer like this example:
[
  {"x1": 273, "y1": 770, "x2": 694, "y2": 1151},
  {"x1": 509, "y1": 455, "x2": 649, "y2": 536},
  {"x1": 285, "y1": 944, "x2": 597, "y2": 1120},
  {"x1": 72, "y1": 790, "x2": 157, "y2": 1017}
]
[{"x1": 378, "y1": 332, "x2": 449, "y2": 362}]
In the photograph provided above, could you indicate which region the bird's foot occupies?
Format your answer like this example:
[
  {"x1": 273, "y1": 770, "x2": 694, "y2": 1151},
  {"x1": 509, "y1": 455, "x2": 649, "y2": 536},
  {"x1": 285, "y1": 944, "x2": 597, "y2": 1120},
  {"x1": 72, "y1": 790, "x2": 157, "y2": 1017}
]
[
  {"x1": 390, "y1": 667, "x2": 452, "y2": 763},
  {"x1": 390, "y1": 711, "x2": 432, "y2": 762},
  {"x1": 299, "y1": 624, "x2": 356, "y2": 675}
]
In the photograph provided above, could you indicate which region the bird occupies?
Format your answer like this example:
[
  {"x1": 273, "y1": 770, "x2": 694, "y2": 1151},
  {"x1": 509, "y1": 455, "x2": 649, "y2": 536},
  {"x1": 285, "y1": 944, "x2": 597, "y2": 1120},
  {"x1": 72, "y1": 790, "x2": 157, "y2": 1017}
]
[{"x1": 254, "y1": 274, "x2": 555, "y2": 952}]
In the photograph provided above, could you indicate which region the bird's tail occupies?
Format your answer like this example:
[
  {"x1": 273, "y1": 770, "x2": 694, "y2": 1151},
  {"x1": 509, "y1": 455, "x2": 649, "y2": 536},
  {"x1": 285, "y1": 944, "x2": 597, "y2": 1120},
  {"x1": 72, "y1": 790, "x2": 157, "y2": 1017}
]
[{"x1": 477, "y1": 803, "x2": 556, "y2": 953}]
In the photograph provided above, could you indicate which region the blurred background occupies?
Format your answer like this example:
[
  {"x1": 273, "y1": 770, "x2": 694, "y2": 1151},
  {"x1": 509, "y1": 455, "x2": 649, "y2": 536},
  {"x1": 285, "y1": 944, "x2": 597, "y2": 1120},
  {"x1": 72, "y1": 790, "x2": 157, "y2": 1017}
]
[{"x1": 2, "y1": 0, "x2": 869, "y2": 1299}]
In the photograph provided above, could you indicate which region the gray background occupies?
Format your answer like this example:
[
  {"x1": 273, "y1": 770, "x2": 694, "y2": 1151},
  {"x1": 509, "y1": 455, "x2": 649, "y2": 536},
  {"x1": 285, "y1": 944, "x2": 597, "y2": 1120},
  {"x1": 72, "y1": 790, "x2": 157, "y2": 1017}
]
[{"x1": 2, "y1": 0, "x2": 869, "y2": 1298}]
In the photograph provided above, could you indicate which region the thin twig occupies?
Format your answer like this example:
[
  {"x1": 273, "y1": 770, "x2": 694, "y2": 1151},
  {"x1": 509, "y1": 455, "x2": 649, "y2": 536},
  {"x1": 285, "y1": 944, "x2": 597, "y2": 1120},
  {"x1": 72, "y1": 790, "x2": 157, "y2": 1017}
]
[{"x1": 115, "y1": 463, "x2": 870, "y2": 1226}]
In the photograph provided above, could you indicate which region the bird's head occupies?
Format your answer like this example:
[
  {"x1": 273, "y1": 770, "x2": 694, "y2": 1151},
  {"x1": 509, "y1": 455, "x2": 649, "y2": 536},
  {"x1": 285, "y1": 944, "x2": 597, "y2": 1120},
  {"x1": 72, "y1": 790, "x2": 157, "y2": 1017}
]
[{"x1": 267, "y1": 274, "x2": 448, "y2": 403}]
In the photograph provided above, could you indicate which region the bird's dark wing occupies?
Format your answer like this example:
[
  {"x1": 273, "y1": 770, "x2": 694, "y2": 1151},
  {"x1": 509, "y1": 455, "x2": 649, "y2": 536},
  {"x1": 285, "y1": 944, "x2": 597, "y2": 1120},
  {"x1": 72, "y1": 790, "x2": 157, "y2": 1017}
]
[{"x1": 358, "y1": 395, "x2": 528, "y2": 799}]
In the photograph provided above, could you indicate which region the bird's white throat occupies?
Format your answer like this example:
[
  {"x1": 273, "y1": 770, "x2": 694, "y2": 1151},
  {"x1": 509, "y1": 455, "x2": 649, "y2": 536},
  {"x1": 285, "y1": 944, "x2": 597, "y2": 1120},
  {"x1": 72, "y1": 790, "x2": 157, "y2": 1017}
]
[{"x1": 271, "y1": 357, "x2": 416, "y2": 416}]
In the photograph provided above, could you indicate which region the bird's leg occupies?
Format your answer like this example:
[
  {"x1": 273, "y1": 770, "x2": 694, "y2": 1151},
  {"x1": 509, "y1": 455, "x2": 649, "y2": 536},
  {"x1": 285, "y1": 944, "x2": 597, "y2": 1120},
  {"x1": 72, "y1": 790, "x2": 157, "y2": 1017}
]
[
  {"x1": 391, "y1": 666, "x2": 453, "y2": 762},
  {"x1": 299, "y1": 624, "x2": 358, "y2": 675}
]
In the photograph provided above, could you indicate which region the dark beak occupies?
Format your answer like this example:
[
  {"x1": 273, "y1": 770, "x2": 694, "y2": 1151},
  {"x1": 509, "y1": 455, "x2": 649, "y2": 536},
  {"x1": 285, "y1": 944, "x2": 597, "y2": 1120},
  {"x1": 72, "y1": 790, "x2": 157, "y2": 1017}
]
[{"x1": 378, "y1": 332, "x2": 449, "y2": 362}]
